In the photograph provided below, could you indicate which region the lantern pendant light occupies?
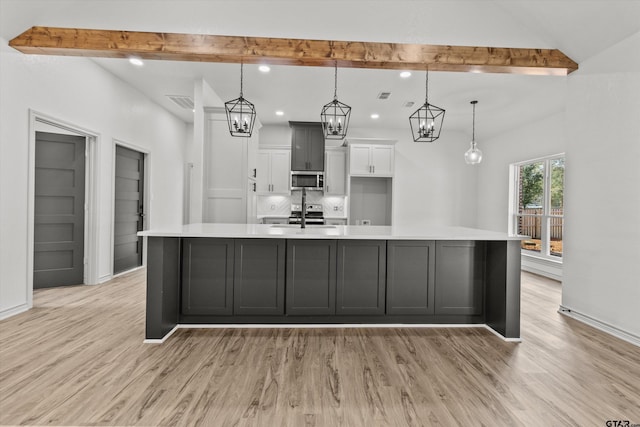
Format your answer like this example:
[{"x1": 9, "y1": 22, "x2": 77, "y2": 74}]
[
  {"x1": 225, "y1": 62, "x2": 257, "y2": 137},
  {"x1": 464, "y1": 100, "x2": 483, "y2": 165},
  {"x1": 321, "y1": 62, "x2": 351, "y2": 140},
  {"x1": 409, "y1": 68, "x2": 445, "y2": 142}
]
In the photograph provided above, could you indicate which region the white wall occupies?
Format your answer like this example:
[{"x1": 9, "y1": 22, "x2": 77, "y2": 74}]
[
  {"x1": 475, "y1": 112, "x2": 566, "y2": 233},
  {"x1": 0, "y1": 38, "x2": 187, "y2": 318},
  {"x1": 562, "y1": 31, "x2": 640, "y2": 340}
]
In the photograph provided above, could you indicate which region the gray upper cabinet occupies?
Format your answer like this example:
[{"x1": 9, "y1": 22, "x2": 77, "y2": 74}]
[
  {"x1": 181, "y1": 238, "x2": 234, "y2": 315},
  {"x1": 234, "y1": 239, "x2": 285, "y2": 315},
  {"x1": 290, "y1": 122, "x2": 325, "y2": 171},
  {"x1": 386, "y1": 240, "x2": 436, "y2": 315},
  {"x1": 286, "y1": 239, "x2": 337, "y2": 315},
  {"x1": 434, "y1": 241, "x2": 485, "y2": 315},
  {"x1": 336, "y1": 240, "x2": 386, "y2": 315}
]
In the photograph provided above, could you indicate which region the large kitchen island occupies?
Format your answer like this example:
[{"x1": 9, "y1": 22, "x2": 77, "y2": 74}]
[{"x1": 140, "y1": 224, "x2": 523, "y2": 342}]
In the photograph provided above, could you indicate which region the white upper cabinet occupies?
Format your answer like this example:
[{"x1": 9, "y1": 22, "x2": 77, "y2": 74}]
[
  {"x1": 325, "y1": 148, "x2": 346, "y2": 195},
  {"x1": 349, "y1": 143, "x2": 395, "y2": 177},
  {"x1": 257, "y1": 149, "x2": 291, "y2": 194}
]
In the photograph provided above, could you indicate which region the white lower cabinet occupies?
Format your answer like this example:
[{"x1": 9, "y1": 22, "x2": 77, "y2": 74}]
[
  {"x1": 262, "y1": 217, "x2": 289, "y2": 224},
  {"x1": 325, "y1": 218, "x2": 347, "y2": 226}
]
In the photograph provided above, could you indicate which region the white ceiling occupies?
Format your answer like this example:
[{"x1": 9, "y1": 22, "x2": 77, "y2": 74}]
[{"x1": 2, "y1": 0, "x2": 640, "y2": 139}]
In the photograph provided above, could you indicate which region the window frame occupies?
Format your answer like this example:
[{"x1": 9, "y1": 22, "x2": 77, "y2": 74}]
[{"x1": 510, "y1": 153, "x2": 565, "y2": 262}]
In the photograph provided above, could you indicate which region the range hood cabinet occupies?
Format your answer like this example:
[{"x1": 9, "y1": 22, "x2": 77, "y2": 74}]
[{"x1": 290, "y1": 121, "x2": 325, "y2": 172}]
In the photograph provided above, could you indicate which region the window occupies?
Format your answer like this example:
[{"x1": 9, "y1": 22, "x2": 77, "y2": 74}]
[{"x1": 512, "y1": 155, "x2": 564, "y2": 260}]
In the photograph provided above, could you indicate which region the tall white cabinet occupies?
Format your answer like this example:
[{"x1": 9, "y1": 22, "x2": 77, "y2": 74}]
[
  {"x1": 203, "y1": 108, "x2": 259, "y2": 223},
  {"x1": 324, "y1": 148, "x2": 346, "y2": 195},
  {"x1": 347, "y1": 139, "x2": 396, "y2": 226}
]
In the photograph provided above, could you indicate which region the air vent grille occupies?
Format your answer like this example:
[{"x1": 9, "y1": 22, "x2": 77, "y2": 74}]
[
  {"x1": 377, "y1": 91, "x2": 392, "y2": 100},
  {"x1": 166, "y1": 95, "x2": 195, "y2": 109}
]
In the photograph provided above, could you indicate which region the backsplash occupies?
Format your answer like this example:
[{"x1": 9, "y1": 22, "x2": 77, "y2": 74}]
[{"x1": 257, "y1": 191, "x2": 346, "y2": 218}]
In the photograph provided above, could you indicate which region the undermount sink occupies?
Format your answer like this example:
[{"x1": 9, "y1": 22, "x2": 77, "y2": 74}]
[{"x1": 270, "y1": 224, "x2": 337, "y2": 229}]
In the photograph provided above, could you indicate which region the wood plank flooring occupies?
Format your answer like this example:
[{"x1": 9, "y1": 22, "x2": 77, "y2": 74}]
[{"x1": 1, "y1": 270, "x2": 639, "y2": 426}]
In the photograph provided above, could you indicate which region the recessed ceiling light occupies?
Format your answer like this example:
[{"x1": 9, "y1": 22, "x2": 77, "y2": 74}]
[
  {"x1": 259, "y1": 65, "x2": 271, "y2": 73},
  {"x1": 370, "y1": 113, "x2": 380, "y2": 119},
  {"x1": 129, "y1": 57, "x2": 144, "y2": 67},
  {"x1": 400, "y1": 71, "x2": 411, "y2": 78},
  {"x1": 275, "y1": 110, "x2": 284, "y2": 116}
]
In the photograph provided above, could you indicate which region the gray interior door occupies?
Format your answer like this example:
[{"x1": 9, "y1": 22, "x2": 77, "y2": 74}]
[
  {"x1": 114, "y1": 145, "x2": 145, "y2": 274},
  {"x1": 34, "y1": 131, "x2": 86, "y2": 288}
]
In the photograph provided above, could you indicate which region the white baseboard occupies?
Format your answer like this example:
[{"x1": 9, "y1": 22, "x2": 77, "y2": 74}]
[
  {"x1": 522, "y1": 255, "x2": 562, "y2": 281},
  {"x1": 143, "y1": 323, "x2": 522, "y2": 343},
  {"x1": 0, "y1": 303, "x2": 30, "y2": 321},
  {"x1": 113, "y1": 266, "x2": 144, "y2": 279},
  {"x1": 559, "y1": 305, "x2": 640, "y2": 347},
  {"x1": 143, "y1": 325, "x2": 179, "y2": 344},
  {"x1": 484, "y1": 325, "x2": 523, "y2": 343},
  {"x1": 98, "y1": 274, "x2": 112, "y2": 284}
]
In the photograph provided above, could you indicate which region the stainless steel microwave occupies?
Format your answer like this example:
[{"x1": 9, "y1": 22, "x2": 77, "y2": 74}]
[{"x1": 291, "y1": 172, "x2": 324, "y2": 190}]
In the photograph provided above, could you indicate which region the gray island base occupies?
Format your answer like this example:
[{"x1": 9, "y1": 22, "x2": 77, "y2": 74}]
[{"x1": 140, "y1": 224, "x2": 522, "y2": 342}]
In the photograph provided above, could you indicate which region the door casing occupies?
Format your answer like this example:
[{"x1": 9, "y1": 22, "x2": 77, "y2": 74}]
[{"x1": 26, "y1": 110, "x2": 100, "y2": 310}]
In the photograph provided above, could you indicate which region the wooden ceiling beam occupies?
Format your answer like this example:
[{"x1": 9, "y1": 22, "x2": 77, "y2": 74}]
[{"x1": 9, "y1": 26, "x2": 578, "y2": 75}]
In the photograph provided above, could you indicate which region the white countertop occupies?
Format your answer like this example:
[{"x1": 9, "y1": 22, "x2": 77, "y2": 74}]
[{"x1": 139, "y1": 223, "x2": 524, "y2": 240}]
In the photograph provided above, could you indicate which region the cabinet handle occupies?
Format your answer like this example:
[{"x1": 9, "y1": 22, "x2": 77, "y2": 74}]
[
  {"x1": 327, "y1": 185, "x2": 329, "y2": 192},
  {"x1": 252, "y1": 182, "x2": 256, "y2": 192},
  {"x1": 373, "y1": 165, "x2": 375, "y2": 174},
  {"x1": 253, "y1": 168, "x2": 257, "y2": 178}
]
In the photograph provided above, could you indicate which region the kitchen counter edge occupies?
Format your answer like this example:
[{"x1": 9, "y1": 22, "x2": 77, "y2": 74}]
[{"x1": 138, "y1": 223, "x2": 525, "y2": 241}]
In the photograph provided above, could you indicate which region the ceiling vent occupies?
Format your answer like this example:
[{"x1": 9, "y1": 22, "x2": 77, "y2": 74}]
[
  {"x1": 166, "y1": 95, "x2": 195, "y2": 110},
  {"x1": 403, "y1": 101, "x2": 415, "y2": 108},
  {"x1": 377, "y1": 91, "x2": 392, "y2": 100}
]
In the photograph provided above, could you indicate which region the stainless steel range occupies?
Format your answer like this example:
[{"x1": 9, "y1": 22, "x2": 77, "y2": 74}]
[{"x1": 289, "y1": 203, "x2": 324, "y2": 225}]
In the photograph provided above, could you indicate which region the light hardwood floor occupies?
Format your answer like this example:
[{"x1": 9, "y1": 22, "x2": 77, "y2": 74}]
[{"x1": 1, "y1": 270, "x2": 639, "y2": 426}]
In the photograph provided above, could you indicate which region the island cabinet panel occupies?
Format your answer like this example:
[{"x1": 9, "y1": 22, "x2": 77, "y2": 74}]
[
  {"x1": 286, "y1": 239, "x2": 337, "y2": 315},
  {"x1": 434, "y1": 241, "x2": 485, "y2": 315},
  {"x1": 234, "y1": 239, "x2": 285, "y2": 315},
  {"x1": 386, "y1": 240, "x2": 436, "y2": 315},
  {"x1": 336, "y1": 240, "x2": 386, "y2": 315},
  {"x1": 181, "y1": 238, "x2": 234, "y2": 315}
]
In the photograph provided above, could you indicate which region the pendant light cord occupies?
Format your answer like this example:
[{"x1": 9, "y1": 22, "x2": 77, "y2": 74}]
[
  {"x1": 239, "y1": 62, "x2": 244, "y2": 98},
  {"x1": 333, "y1": 61, "x2": 338, "y2": 100},
  {"x1": 471, "y1": 100, "x2": 478, "y2": 146},
  {"x1": 425, "y1": 68, "x2": 429, "y2": 104},
  {"x1": 472, "y1": 102, "x2": 475, "y2": 141}
]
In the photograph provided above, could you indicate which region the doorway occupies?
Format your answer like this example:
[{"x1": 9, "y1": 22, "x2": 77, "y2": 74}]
[
  {"x1": 113, "y1": 145, "x2": 146, "y2": 274},
  {"x1": 33, "y1": 131, "x2": 86, "y2": 288}
]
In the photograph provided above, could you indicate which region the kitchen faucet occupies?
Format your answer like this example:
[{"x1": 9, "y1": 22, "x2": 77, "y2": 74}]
[{"x1": 301, "y1": 187, "x2": 307, "y2": 228}]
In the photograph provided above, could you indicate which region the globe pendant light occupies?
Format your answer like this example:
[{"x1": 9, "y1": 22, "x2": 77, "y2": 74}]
[
  {"x1": 321, "y1": 62, "x2": 351, "y2": 140},
  {"x1": 409, "y1": 68, "x2": 445, "y2": 142},
  {"x1": 464, "y1": 100, "x2": 483, "y2": 165},
  {"x1": 225, "y1": 62, "x2": 257, "y2": 137}
]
